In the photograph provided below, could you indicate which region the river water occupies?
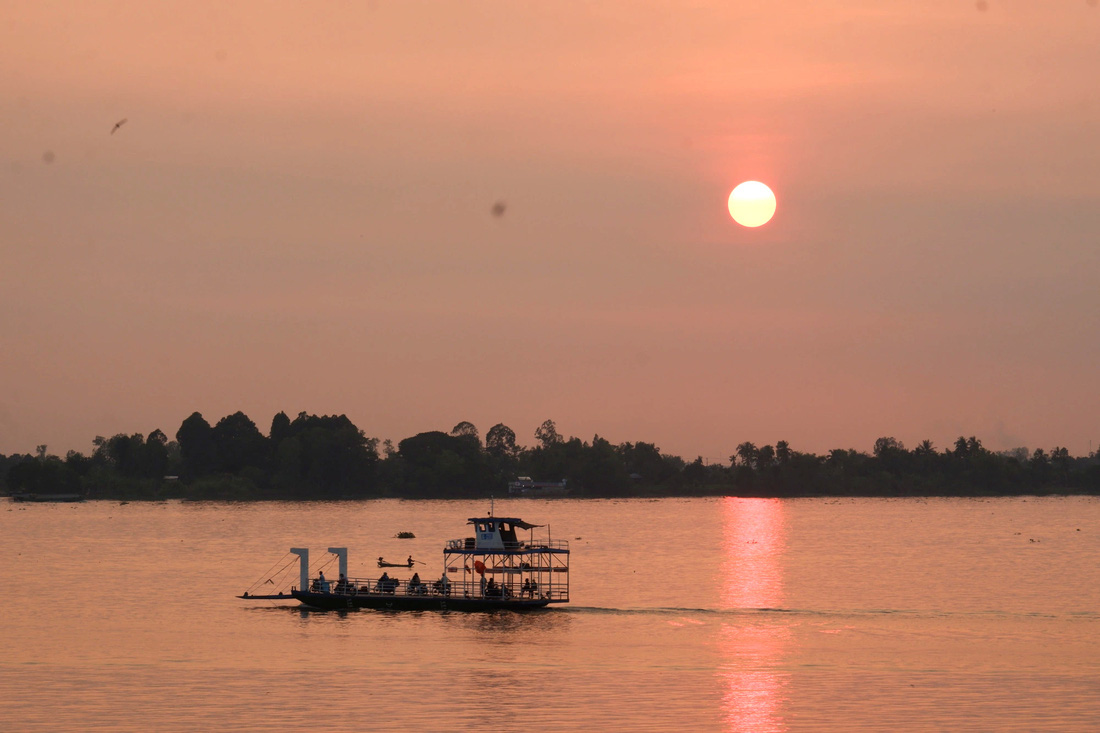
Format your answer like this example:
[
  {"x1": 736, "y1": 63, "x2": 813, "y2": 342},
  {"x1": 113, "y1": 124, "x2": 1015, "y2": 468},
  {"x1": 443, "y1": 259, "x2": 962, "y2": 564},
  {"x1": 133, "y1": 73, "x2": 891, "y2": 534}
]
[{"x1": 3, "y1": 496, "x2": 1098, "y2": 731}]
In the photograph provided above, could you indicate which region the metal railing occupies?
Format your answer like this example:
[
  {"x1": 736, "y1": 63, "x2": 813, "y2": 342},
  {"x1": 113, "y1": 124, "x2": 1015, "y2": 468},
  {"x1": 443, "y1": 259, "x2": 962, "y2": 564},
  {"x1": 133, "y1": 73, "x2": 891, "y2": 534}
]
[
  {"x1": 445, "y1": 538, "x2": 570, "y2": 552},
  {"x1": 304, "y1": 575, "x2": 569, "y2": 602}
]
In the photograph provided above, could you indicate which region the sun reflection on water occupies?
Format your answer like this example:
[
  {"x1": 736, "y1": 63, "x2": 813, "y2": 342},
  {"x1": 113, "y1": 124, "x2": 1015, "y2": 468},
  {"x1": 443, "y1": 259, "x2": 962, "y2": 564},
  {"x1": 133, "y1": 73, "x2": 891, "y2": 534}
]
[{"x1": 718, "y1": 497, "x2": 789, "y2": 732}]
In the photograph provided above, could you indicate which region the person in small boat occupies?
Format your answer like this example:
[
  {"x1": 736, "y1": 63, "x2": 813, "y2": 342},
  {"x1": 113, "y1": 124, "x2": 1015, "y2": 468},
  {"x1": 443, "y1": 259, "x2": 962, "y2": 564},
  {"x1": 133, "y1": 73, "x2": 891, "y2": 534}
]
[{"x1": 407, "y1": 555, "x2": 414, "y2": 566}]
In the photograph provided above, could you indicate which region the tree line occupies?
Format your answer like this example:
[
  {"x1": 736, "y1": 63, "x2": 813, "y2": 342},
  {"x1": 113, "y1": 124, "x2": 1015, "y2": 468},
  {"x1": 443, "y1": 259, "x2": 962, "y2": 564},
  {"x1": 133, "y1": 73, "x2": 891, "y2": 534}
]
[{"x1": 2, "y1": 412, "x2": 1098, "y2": 500}]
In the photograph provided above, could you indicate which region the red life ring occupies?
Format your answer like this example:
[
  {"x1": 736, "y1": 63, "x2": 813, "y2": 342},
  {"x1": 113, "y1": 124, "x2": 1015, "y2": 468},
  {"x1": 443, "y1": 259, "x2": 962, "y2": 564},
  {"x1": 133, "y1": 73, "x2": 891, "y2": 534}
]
[{"x1": 473, "y1": 560, "x2": 486, "y2": 575}]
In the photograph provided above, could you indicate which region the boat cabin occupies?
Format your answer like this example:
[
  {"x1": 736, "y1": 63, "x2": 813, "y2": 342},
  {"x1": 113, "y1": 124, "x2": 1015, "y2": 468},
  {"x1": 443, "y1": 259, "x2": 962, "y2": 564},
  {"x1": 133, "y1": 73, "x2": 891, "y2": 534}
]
[{"x1": 467, "y1": 516, "x2": 538, "y2": 551}]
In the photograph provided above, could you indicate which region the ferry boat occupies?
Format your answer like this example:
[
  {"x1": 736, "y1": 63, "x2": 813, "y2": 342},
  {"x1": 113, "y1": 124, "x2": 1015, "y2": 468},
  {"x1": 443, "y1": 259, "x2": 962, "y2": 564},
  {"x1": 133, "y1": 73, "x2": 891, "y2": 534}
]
[
  {"x1": 239, "y1": 514, "x2": 569, "y2": 612},
  {"x1": 11, "y1": 492, "x2": 84, "y2": 503},
  {"x1": 507, "y1": 476, "x2": 569, "y2": 497}
]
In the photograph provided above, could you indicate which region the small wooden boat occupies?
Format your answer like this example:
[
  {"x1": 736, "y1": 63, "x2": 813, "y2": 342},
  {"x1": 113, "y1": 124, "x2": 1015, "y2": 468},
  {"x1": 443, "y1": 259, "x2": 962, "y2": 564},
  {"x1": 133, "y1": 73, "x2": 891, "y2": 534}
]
[
  {"x1": 11, "y1": 493, "x2": 85, "y2": 502},
  {"x1": 239, "y1": 513, "x2": 570, "y2": 612},
  {"x1": 377, "y1": 557, "x2": 414, "y2": 568}
]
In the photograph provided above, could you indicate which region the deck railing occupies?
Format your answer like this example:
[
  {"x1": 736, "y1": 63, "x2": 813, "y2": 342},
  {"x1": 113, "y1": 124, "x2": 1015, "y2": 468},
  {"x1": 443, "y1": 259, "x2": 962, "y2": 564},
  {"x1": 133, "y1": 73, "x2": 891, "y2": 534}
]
[
  {"x1": 308, "y1": 575, "x2": 568, "y2": 602},
  {"x1": 445, "y1": 538, "x2": 570, "y2": 552}
]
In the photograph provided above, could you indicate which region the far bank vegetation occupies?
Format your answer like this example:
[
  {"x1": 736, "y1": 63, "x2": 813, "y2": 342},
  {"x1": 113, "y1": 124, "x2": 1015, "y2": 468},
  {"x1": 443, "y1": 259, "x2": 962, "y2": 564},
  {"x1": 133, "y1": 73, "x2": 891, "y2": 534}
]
[{"x1": 2, "y1": 413, "x2": 1098, "y2": 500}]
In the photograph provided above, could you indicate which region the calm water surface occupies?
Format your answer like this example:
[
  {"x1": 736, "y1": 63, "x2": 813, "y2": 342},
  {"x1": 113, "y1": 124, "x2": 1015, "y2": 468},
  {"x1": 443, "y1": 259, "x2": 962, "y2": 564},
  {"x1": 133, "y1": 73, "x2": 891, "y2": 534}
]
[{"x1": 3, "y1": 496, "x2": 1098, "y2": 731}]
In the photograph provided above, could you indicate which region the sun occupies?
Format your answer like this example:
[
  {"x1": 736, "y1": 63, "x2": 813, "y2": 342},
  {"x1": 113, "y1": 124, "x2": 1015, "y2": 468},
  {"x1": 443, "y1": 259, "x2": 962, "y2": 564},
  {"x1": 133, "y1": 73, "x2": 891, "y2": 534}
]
[{"x1": 728, "y1": 181, "x2": 777, "y2": 227}]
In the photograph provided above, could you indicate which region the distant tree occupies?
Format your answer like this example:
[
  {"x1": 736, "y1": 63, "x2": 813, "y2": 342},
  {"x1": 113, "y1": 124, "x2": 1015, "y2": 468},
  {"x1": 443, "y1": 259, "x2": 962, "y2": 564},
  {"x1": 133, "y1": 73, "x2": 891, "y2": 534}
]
[
  {"x1": 913, "y1": 440, "x2": 936, "y2": 458},
  {"x1": 997, "y1": 447, "x2": 1030, "y2": 463},
  {"x1": 1051, "y1": 446, "x2": 1072, "y2": 484},
  {"x1": 873, "y1": 437, "x2": 905, "y2": 456},
  {"x1": 618, "y1": 441, "x2": 674, "y2": 484},
  {"x1": 775, "y1": 440, "x2": 792, "y2": 465},
  {"x1": 64, "y1": 449, "x2": 94, "y2": 478},
  {"x1": 398, "y1": 430, "x2": 490, "y2": 496},
  {"x1": 576, "y1": 435, "x2": 631, "y2": 494},
  {"x1": 1023, "y1": 448, "x2": 1049, "y2": 487},
  {"x1": 682, "y1": 457, "x2": 707, "y2": 486},
  {"x1": 143, "y1": 430, "x2": 170, "y2": 479},
  {"x1": 7, "y1": 455, "x2": 80, "y2": 495},
  {"x1": 270, "y1": 412, "x2": 292, "y2": 446},
  {"x1": 953, "y1": 436, "x2": 970, "y2": 459},
  {"x1": 176, "y1": 412, "x2": 217, "y2": 480},
  {"x1": 485, "y1": 423, "x2": 517, "y2": 458},
  {"x1": 212, "y1": 411, "x2": 268, "y2": 473},
  {"x1": 535, "y1": 419, "x2": 562, "y2": 449},
  {"x1": 450, "y1": 421, "x2": 480, "y2": 443},
  {"x1": 733, "y1": 442, "x2": 759, "y2": 469},
  {"x1": 279, "y1": 412, "x2": 378, "y2": 497}
]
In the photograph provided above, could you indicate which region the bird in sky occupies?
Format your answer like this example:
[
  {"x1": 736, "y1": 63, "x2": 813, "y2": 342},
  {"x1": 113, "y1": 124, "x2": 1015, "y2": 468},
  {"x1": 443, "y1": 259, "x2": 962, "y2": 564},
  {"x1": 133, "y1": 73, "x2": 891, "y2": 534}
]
[
  {"x1": 110, "y1": 118, "x2": 128, "y2": 135},
  {"x1": 491, "y1": 200, "x2": 507, "y2": 217}
]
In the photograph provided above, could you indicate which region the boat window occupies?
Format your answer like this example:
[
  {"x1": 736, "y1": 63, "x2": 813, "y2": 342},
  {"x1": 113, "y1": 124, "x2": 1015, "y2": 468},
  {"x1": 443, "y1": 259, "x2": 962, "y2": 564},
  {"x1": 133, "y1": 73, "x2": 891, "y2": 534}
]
[{"x1": 499, "y1": 522, "x2": 518, "y2": 545}]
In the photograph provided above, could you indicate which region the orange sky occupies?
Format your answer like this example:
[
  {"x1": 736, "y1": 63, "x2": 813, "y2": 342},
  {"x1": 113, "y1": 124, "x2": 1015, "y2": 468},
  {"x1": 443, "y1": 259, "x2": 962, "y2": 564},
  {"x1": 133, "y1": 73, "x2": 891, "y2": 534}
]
[{"x1": 2, "y1": 1, "x2": 1098, "y2": 460}]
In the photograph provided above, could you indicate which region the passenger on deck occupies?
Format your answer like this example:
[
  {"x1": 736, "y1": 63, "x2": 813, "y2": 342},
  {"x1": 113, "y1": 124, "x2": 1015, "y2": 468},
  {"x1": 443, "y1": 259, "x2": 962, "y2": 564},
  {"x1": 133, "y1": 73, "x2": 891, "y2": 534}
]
[
  {"x1": 522, "y1": 579, "x2": 532, "y2": 598},
  {"x1": 485, "y1": 578, "x2": 499, "y2": 597},
  {"x1": 409, "y1": 572, "x2": 425, "y2": 595},
  {"x1": 336, "y1": 573, "x2": 350, "y2": 594},
  {"x1": 378, "y1": 571, "x2": 392, "y2": 593},
  {"x1": 434, "y1": 575, "x2": 451, "y2": 596}
]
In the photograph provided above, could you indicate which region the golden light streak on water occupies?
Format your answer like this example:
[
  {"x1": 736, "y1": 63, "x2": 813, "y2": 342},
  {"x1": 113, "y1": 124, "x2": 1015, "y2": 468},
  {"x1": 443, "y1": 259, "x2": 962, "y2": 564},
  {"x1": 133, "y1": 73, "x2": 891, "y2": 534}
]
[{"x1": 719, "y1": 498, "x2": 789, "y2": 732}]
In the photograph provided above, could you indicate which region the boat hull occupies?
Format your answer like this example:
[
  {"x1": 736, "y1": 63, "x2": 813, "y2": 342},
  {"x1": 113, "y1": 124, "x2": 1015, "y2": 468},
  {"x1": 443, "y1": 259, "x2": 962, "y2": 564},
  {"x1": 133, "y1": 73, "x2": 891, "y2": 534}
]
[{"x1": 290, "y1": 589, "x2": 551, "y2": 612}]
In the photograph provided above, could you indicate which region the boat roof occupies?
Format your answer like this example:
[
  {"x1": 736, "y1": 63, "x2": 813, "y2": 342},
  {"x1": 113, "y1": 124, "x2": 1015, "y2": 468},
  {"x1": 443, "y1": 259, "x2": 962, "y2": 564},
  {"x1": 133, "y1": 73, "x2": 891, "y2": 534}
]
[{"x1": 467, "y1": 517, "x2": 542, "y2": 529}]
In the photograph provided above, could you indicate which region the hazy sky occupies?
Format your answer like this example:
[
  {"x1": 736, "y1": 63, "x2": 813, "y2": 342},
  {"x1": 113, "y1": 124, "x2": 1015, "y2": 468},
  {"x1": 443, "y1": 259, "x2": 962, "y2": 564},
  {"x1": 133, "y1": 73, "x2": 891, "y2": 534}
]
[{"x1": 3, "y1": 1, "x2": 1098, "y2": 460}]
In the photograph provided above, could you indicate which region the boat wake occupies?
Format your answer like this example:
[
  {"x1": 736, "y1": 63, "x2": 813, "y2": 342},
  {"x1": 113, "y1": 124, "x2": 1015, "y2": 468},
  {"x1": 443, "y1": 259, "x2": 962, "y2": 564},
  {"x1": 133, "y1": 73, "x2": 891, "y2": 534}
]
[{"x1": 563, "y1": 605, "x2": 1100, "y2": 621}]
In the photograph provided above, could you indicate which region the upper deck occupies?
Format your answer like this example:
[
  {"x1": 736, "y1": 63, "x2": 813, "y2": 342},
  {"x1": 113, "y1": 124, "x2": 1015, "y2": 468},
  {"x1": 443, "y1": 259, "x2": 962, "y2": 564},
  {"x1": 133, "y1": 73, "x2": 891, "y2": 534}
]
[{"x1": 445, "y1": 516, "x2": 569, "y2": 554}]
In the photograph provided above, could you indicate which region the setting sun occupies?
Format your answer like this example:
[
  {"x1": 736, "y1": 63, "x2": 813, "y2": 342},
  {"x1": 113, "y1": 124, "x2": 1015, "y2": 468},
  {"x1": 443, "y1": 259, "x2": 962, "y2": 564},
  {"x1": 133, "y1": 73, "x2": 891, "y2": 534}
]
[{"x1": 728, "y1": 181, "x2": 777, "y2": 227}]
